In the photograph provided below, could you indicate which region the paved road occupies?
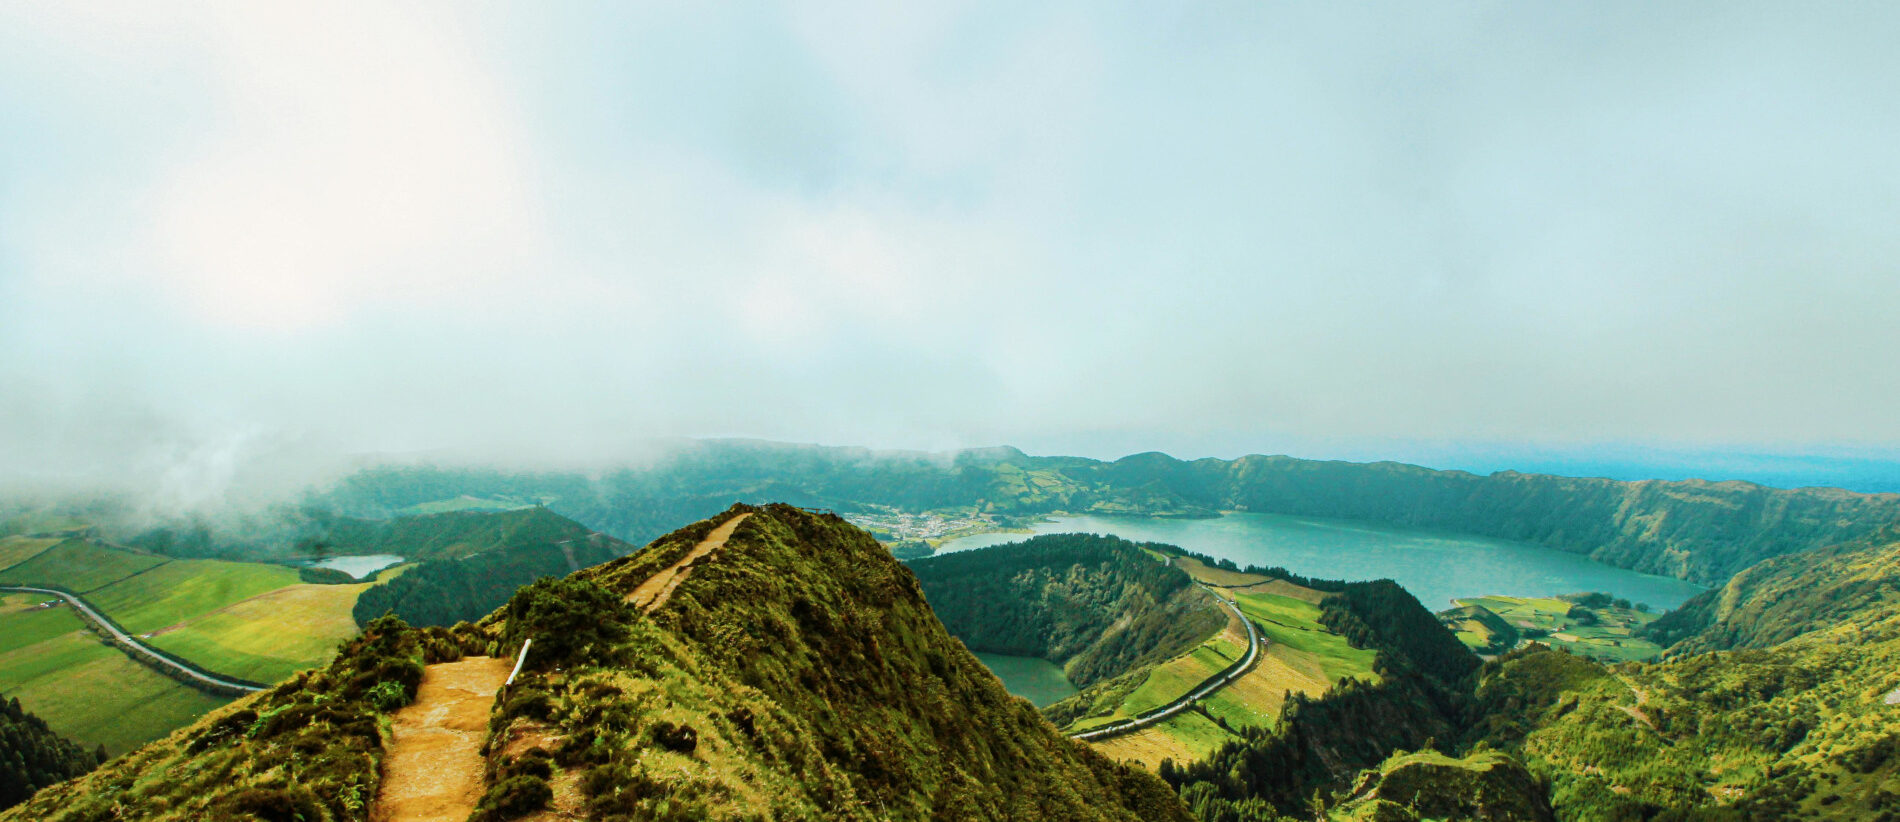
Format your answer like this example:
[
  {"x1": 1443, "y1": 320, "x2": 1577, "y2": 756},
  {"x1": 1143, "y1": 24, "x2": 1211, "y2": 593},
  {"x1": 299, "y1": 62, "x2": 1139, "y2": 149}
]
[
  {"x1": 1070, "y1": 585, "x2": 1262, "y2": 742},
  {"x1": 1, "y1": 584, "x2": 262, "y2": 693}
]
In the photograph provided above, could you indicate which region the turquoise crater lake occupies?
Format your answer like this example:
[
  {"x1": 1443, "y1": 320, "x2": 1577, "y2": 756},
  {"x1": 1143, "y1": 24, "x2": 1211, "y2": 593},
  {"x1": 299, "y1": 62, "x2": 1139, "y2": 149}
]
[{"x1": 941, "y1": 512, "x2": 1705, "y2": 612}]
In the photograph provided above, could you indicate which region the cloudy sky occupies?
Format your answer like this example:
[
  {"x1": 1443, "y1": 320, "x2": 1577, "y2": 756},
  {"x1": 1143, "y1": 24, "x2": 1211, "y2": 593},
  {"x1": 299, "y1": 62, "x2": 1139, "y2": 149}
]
[{"x1": 4, "y1": 2, "x2": 1899, "y2": 495}]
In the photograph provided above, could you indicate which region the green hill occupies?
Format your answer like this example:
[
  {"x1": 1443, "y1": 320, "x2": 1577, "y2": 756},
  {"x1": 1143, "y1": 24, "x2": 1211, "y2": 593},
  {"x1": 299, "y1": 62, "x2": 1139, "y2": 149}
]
[
  {"x1": 907, "y1": 534, "x2": 1225, "y2": 689},
  {"x1": 315, "y1": 440, "x2": 1900, "y2": 586},
  {"x1": 350, "y1": 507, "x2": 635, "y2": 628},
  {"x1": 4, "y1": 505, "x2": 1189, "y2": 821},
  {"x1": 1641, "y1": 526, "x2": 1900, "y2": 654}
]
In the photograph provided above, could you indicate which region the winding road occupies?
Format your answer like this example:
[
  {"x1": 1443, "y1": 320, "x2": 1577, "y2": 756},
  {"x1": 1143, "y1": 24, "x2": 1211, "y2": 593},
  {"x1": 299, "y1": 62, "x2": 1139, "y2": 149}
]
[
  {"x1": 0, "y1": 584, "x2": 263, "y2": 694},
  {"x1": 1069, "y1": 585, "x2": 1261, "y2": 742}
]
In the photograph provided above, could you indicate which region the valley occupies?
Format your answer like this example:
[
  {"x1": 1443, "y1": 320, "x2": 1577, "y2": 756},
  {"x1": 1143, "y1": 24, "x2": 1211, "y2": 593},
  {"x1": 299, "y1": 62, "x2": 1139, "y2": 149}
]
[{"x1": 5, "y1": 446, "x2": 1900, "y2": 820}]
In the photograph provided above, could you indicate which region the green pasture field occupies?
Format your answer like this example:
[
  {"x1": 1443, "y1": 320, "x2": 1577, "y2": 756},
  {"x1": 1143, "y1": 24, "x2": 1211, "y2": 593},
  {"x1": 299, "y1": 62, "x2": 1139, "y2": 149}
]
[
  {"x1": 0, "y1": 603, "x2": 230, "y2": 754},
  {"x1": 1119, "y1": 633, "x2": 1247, "y2": 717},
  {"x1": 0, "y1": 535, "x2": 66, "y2": 572},
  {"x1": 1455, "y1": 594, "x2": 1664, "y2": 662},
  {"x1": 149, "y1": 580, "x2": 378, "y2": 683},
  {"x1": 0, "y1": 593, "x2": 88, "y2": 654},
  {"x1": 1234, "y1": 590, "x2": 1378, "y2": 685},
  {"x1": 86, "y1": 557, "x2": 301, "y2": 634},
  {"x1": 0, "y1": 539, "x2": 167, "y2": 593}
]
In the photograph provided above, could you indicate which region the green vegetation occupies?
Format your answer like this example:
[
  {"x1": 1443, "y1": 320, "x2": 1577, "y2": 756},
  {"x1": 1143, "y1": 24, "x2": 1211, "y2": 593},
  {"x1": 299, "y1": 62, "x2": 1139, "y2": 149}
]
[
  {"x1": 85, "y1": 559, "x2": 301, "y2": 634},
  {"x1": 1163, "y1": 527, "x2": 1900, "y2": 821},
  {"x1": 1447, "y1": 593, "x2": 1663, "y2": 662},
  {"x1": 5, "y1": 505, "x2": 1192, "y2": 821},
  {"x1": 1159, "y1": 579, "x2": 1479, "y2": 819},
  {"x1": 0, "y1": 540, "x2": 165, "y2": 593},
  {"x1": 1642, "y1": 526, "x2": 1900, "y2": 653},
  {"x1": 564, "y1": 505, "x2": 1191, "y2": 820},
  {"x1": 0, "y1": 597, "x2": 230, "y2": 755},
  {"x1": 1323, "y1": 749, "x2": 1554, "y2": 822},
  {"x1": 311, "y1": 441, "x2": 1900, "y2": 586},
  {"x1": 0, "y1": 696, "x2": 101, "y2": 812},
  {"x1": 2, "y1": 615, "x2": 487, "y2": 821},
  {"x1": 1437, "y1": 603, "x2": 1521, "y2": 656},
  {"x1": 909, "y1": 534, "x2": 1225, "y2": 689},
  {"x1": 0, "y1": 536, "x2": 64, "y2": 573},
  {"x1": 352, "y1": 509, "x2": 633, "y2": 628},
  {"x1": 1234, "y1": 590, "x2": 1378, "y2": 686}
]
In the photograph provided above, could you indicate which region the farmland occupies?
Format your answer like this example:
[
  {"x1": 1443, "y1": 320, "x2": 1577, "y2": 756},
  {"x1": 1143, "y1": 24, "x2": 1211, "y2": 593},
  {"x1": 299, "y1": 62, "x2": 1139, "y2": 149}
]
[
  {"x1": 146, "y1": 578, "x2": 386, "y2": 682},
  {"x1": 85, "y1": 558, "x2": 302, "y2": 634},
  {"x1": 0, "y1": 539, "x2": 166, "y2": 593},
  {"x1": 0, "y1": 593, "x2": 230, "y2": 754},
  {"x1": 1449, "y1": 593, "x2": 1664, "y2": 662},
  {"x1": 1086, "y1": 560, "x2": 1379, "y2": 768}
]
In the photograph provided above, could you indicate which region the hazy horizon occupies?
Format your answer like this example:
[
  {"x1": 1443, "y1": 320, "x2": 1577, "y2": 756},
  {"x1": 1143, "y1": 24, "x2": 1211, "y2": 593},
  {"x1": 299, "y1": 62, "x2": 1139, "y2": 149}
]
[{"x1": 7, "y1": 3, "x2": 1900, "y2": 501}]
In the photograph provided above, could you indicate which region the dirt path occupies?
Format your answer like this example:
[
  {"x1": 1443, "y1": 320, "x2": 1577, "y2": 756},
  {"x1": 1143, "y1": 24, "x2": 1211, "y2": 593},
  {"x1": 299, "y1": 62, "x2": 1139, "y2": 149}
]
[
  {"x1": 371, "y1": 656, "x2": 512, "y2": 822},
  {"x1": 1615, "y1": 673, "x2": 1658, "y2": 731},
  {"x1": 627, "y1": 514, "x2": 750, "y2": 613}
]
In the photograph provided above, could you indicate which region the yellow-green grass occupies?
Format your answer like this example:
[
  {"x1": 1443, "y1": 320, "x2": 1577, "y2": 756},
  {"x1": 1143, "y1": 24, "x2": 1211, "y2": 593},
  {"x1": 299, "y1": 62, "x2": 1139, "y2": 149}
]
[
  {"x1": 0, "y1": 593, "x2": 90, "y2": 653},
  {"x1": 1090, "y1": 708, "x2": 1237, "y2": 770},
  {"x1": 1119, "y1": 633, "x2": 1248, "y2": 717},
  {"x1": 0, "y1": 539, "x2": 167, "y2": 593},
  {"x1": 0, "y1": 606, "x2": 230, "y2": 754},
  {"x1": 1235, "y1": 590, "x2": 1378, "y2": 685},
  {"x1": 1455, "y1": 595, "x2": 1663, "y2": 662},
  {"x1": 86, "y1": 558, "x2": 301, "y2": 634},
  {"x1": 148, "y1": 581, "x2": 377, "y2": 683},
  {"x1": 1447, "y1": 616, "x2": 1501, "y2": 651},
  {"x1": 0, "y1": 535, "x2": 65, "y2": 572}
]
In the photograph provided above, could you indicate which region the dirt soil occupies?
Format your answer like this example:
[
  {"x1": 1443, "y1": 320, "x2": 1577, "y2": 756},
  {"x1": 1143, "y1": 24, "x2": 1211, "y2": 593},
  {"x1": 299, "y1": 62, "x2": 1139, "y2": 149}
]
[
  {"x1": 627, "y1": 513, "x2": 750, "y2": 613},
  {"x1": 371, "y1": 656, "x2": 512, "y2": 822}
]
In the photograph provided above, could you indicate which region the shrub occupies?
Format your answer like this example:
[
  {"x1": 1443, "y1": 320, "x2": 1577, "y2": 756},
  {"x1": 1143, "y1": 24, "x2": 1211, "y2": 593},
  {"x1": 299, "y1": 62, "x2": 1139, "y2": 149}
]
[
  {"x1": 501, "y1": 577, "x2": 632, "y2": 670},
  {"x1": 298, "y1": 566, "x2": 357, "y2": 585},
  {"x1": 217, "y1": 786, "x2": 325, "y2": 822},
  {"x1": 471, "y1": 774, "x2": 552, "y2": 821},
  {"x1": 651, "y1": 720, "x2": 698, "y2": 754},
  {"x1": 367, "y1": 680, "x2": 410, "y2": 712}
]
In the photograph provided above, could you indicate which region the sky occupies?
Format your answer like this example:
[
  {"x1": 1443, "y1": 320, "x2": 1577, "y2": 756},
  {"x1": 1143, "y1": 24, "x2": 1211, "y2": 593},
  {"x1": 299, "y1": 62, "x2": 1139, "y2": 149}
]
[{"x1": 5, "y1": 1, "x2": 1900, "y2": 501}]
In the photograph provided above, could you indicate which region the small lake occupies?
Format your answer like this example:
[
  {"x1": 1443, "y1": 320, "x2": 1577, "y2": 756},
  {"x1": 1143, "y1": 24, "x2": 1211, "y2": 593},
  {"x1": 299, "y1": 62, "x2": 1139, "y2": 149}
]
[
  {"x1": 306, "y1": 554, "x2": 404, "y2": 580},
  {"x1": 941, "y1": 513, "x2": 1705, "y2": 612},
  {"x1": 973, "y1": 652, "x2": 1078, "y2": 706}
]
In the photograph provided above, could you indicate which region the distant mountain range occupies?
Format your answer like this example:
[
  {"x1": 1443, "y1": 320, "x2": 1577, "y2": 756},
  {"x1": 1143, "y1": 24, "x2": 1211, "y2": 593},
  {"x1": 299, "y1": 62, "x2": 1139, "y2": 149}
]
[{"x1": 306, "y1": 439, "x2": 1900, "y2": 584}]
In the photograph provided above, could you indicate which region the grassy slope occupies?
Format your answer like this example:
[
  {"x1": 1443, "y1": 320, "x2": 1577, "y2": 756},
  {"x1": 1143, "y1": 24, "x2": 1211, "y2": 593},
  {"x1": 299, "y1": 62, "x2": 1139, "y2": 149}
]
[
  {"x1": 576, "y1": 504, "x2": 1192, "y2": 821},
  {"x1": 1467, "y1": 535, "x2": 1900, "y2": 819},
  {"x1": 0, "y1": 535, "x2": 64, "y2": 572},
  {"x1": 3, "y1": 617, "x2": 456, "y2": 821},
  {"x1": 1646, "y1": 530, "x2": 1900, "y2": 654},
  {"x1": 146, "y1": 580, "x2": 381, "y2": 682},
  {"x1": 1452, "y1": 594, "x2": 1662, "y2": 662},
  {"x1": 85, "y1": 558, "x2": 302, "y2": 634},
  {"x1": 5, "y1": 505, "x2": 1194, "y2": 821},
  {"x1": 0, "y1": 539, "x2": 166, "y2": 593},
  {"x1": 0, "y1": 594, "x2": 229, "y2": 755},
  {"x1": 1087, "y1": 562, "x2": 1379, "y2": 769}
]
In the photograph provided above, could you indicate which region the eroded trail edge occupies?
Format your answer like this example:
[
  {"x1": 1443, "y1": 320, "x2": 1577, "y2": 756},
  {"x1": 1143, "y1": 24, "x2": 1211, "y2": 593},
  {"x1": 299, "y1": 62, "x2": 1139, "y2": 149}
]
[
  {"x1": 371, "y1": 656, "x2": 511, "y2": 822},
  {"x1": 627, "y1": 513, "x2": 751, "y2": 613}
]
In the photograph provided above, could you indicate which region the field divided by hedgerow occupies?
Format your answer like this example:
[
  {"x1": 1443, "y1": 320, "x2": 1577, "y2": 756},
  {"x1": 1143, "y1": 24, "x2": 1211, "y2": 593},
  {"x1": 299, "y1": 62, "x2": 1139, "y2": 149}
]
[
  {"x1": 148, "y1": 581, "x2": 377, "y2": 682},
  {"x1": 0, "y1": 539, "x2": 167, "y2": 593},
  {"x1": 86, "y1": 558, "x2": 302, "y2": 634},
  {"x1": 0, "y1": 595, "x2": 230, "y2": 754},
  {"x1": 0, "y1": 535, "x2": 65, "y2": 573}
]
